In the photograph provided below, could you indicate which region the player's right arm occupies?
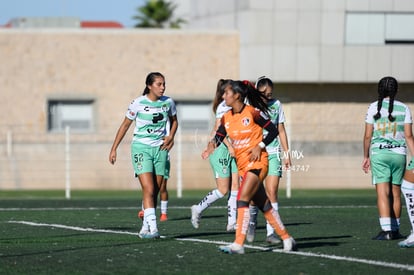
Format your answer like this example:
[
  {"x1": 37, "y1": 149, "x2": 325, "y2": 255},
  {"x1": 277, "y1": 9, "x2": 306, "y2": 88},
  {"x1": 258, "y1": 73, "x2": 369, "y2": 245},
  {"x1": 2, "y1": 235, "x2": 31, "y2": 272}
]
[
  {"x1": 202, "y1": 122, "x2": 227, "y2": 160},
  {"x1": 362, "y1": 123, "x2": 373, "y2": 173},
  {"x1": 109, "y1": 117, "x2": 133, "y2": 165}
]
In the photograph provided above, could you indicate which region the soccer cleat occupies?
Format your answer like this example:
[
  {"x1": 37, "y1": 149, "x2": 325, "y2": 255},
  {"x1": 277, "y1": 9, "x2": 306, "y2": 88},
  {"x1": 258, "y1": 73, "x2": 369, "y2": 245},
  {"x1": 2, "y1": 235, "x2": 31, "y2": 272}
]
[
  {"x1": 372, "y1": 230, "x2": 392, "y2": 240},
  {"x1": 138, "y1": 210, "x2": 144, "y2": 220},
  {"x1": 219, "y1": 243, "x2": 245, "y2": 254},
  {"x1": 226, "y1": 223, "x2": 236, "y2": 232},
  {"x1": 266, "y1": 233, "x2": 281, "y2": 244},
  {"x1": 138, "y1": 230, "x2": 160, "y2": 239},
  {"x1": 191, "y1": 205, "x2": 201, "y2": 229},
  {"x1": 246, "y1": 221, "x2": 256, "y2": 243},
  {"x1": 283, "y1": 237, "x2": 297, "y2": 251},
  {"x1": 391, "y1": 230, "x2": 404, "y2": 240},
  {"x1": 160, "y1": 213, "x2": 168, "y2": 222},
  {"x1": 398, "y1": 232, "x2": 414, "y2": 248}
]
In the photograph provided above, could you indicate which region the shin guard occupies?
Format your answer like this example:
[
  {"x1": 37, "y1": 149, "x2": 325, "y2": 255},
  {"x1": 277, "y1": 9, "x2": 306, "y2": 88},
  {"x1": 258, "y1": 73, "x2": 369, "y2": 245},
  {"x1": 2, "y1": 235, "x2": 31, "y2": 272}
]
[
  {"x1": 263, "y1": 207, "x2": 290, "y2": 240},
  {"x1": 235, "y1": 200, "x2": 250, "y2": 246}
]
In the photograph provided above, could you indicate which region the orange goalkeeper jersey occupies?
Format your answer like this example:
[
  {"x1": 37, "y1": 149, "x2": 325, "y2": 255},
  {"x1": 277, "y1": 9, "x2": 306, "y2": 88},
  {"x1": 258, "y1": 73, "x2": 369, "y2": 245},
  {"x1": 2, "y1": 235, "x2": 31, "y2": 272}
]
[{"x1": 221, "y1": 105, "x2": 269, "y2": 174}]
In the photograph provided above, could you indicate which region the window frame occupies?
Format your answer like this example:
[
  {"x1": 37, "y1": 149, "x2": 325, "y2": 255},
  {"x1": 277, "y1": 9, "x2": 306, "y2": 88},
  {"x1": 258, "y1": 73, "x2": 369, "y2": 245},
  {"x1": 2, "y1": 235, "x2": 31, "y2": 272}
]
[
  {"x1": 345, "y1": 11, "x2": 414, "y2": 45},
  {"x1": 175, "y1": 100, "x2": 212, "y2": 134},
  {"x1": 47, "y1": 99, "x2": 95, "y2": 133}
]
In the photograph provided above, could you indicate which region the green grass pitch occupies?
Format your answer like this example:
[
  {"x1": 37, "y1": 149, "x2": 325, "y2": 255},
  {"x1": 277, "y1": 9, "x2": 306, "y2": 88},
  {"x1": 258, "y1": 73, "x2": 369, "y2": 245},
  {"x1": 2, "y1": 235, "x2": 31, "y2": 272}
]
[{"x1": 0, "y1": 189, "x2": 413, "y2": 274}]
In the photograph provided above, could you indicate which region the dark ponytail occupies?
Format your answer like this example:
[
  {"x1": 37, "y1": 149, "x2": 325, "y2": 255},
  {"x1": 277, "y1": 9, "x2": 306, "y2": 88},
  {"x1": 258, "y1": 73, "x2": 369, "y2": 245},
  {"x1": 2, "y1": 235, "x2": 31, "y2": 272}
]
[
  {"x1": 231, "y1": 80, "x2": 269, "y2": 115},
  {"x1": 373, "y1": 76, "x2": 398, "y2": 121},
  {"x1": 388, "y1": 94, "x2": 396, "y2": 122},
  {"x1": 373, "y1": 95, "x2": 383, "y2": 121},
  {"x1": 142, "y1": 72, "x2": 165, "y2": 95}
]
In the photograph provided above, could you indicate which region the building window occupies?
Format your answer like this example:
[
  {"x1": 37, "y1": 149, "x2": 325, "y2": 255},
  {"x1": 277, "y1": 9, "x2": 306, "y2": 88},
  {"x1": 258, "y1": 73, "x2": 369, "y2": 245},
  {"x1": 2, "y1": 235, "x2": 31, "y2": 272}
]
[
  {"x1": 345, "y1": 12, "x2": 414, "y2": 45},
  {"x1": 48, "y1": 100, "x2": 94, "y2": 132},
  {"x1": 385, "y1": 14, "x2": 414, "y2": 44},
  {"x1": 345, "y1": 13, "x2": 384, "y2": 45},
  {"x1": 176, "y1": 101, "x2": 212, "y2": 134}
]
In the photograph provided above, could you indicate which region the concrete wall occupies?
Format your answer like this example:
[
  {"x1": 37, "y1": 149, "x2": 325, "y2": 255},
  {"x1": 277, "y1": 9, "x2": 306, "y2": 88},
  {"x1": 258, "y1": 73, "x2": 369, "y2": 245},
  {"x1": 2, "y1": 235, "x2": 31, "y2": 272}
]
[
  {"x1": 1, "y1": 28, "x2": 413, "y2": 191},
  {"x1": 174, "y1": 0, "x2": 414, "y2": 82},
  {"x1": 0, "y1": 29, "x2": 240, "y2": 190},
  {"x1": 3, "y1": 99, "x2": 414, "y2": 191},
  {"x1": 0, "y1": 28, "x2": 239, "y2": 138}
]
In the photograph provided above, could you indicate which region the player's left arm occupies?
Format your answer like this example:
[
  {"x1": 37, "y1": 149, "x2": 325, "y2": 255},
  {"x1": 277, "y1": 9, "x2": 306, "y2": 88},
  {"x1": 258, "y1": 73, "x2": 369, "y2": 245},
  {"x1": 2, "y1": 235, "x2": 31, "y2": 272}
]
[
  {"x1": 255, "y1": 111, "x2": 279, "y2": 146},
  {"x1": 278, "y1": 123, "x2": 291, "y2": 168},
  {"x1": 162, "y1": 114, "x2": 178, "y2": 150},
  {"x1": 162, "y1": 99, "x2": 179, "y2": 150},
  {"x1": 250, "y1": 110, "x2": 279, "y2": 161}
]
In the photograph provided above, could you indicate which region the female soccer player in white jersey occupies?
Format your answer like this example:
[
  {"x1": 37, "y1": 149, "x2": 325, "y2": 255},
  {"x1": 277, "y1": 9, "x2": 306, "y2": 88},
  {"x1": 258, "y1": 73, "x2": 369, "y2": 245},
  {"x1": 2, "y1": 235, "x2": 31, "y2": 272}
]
[
  {"x1": 246, "y1": 77, "x2": 291, "y2": 244},
  {"x1": 109, "y1": 72, "x2": 178, "y2": 239},
  {"x1": 399, "y1": 158, "x2": 414, "y2": 247},
  {"x1": 362, "y1": 76, "x2": 413, "y2": 240},
  {"x1": 138, "y1": 118, "x2": 173, "y2": 222},
  {"x1": 191, "y1": 79, "x2": 239, "y2": 231}
]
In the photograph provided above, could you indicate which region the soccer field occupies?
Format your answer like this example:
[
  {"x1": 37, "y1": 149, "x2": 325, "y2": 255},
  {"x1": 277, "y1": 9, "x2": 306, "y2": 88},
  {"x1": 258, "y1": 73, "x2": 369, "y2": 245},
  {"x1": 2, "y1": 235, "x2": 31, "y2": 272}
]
[{"x1": 0, "y1": 189, "x2": 413, "y2": 274}]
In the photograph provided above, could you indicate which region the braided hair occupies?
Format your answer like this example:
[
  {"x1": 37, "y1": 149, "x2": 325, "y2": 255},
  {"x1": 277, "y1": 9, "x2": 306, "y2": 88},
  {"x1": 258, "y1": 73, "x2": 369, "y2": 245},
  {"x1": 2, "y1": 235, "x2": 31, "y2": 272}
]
[
  {"x1": 373, "y1": 76, "x2": 398, "y2": 121},
  {"x1": 231, "y1": 80, "x2": 269, "y2": 115}
]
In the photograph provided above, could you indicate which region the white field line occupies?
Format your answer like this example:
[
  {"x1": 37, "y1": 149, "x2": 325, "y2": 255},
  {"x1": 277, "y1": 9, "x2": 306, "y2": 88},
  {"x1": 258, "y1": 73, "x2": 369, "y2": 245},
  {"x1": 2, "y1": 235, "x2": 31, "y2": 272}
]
[
  {"x1": 0, "y1": 207, "x2": 139, "y2": 211},
  {"x1": 176, "y1": 238, "x2": 414, "y2": 271},
  {"x1": 8, "y1": 220, "x2": 140, "y2": 236},
  {"x1": 0, "y1": 205, "x2": 376, "y2": 211},
  {"x1": 7, "y1": 220, "x2": 414, "y2": 272}
]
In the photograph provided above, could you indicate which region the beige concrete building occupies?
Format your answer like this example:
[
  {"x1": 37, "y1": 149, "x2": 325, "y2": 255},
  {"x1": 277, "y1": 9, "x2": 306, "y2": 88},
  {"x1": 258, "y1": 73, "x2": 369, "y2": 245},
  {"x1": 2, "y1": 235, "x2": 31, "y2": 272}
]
[
  {"x1": 0, "y1": 28, "x2": 239, "y2": 191},
  {"x1": 2, "y1": 0, "x2": 414, "y2": 193},
  {"x1": 171, "y1": 0, "x2": 414, "y2": 192}
]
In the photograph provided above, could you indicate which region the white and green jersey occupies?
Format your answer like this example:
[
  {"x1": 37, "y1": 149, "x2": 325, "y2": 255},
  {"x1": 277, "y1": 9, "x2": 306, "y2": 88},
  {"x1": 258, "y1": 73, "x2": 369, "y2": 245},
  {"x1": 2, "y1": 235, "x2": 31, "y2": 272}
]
[
  {"x1": 216, "y1": 100, "x2": 231, "y2": 119},
  {"x1": 264, "y1": 99, "x2": 285, "y2": 155},
  {"x1": 214, "y1": 100, "x2": 231, "y2": 149},
  {"x1": 126, "y1": 95, "x2": 177, "y2": 147},
  {"x1": 365, "y1": 99, "x2": 412, "y2": 155}
]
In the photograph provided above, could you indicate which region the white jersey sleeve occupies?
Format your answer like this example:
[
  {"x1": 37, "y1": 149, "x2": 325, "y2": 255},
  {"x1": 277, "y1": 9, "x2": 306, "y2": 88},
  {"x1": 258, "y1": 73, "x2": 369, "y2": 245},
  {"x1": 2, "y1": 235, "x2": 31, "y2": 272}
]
[
  {"x1": 216, "y1": 100, "x2": 232, "y2": 119},
  {"x1": 278, "y1": 101, "x2": 285, "y2": 124},
  {"x1": 166, "y1": 96, "x2": 177, "y2": 117},
  {"x1": 126, "y1": 97, "x2": 140, "y2": 120}
]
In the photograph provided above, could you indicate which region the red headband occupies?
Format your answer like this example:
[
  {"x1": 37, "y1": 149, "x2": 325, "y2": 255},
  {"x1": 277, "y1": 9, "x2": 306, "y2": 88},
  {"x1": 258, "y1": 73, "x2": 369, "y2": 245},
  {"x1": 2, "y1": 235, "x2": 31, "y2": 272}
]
[{"x1": 242, "y1": 80, "x2": 254, "y2": 88}]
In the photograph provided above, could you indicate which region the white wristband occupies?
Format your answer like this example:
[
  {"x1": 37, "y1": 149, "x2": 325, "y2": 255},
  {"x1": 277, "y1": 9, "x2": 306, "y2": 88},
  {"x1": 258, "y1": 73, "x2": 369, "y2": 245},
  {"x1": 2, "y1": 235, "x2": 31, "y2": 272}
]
[{"x1": 258, "y1": 141, "x2": 266, "y2": 149}]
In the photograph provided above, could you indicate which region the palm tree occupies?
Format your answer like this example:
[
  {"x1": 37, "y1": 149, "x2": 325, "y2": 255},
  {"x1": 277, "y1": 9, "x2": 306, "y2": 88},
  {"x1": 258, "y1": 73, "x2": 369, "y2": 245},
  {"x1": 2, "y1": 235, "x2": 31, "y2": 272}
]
[{"x1": 133, "y1": 0, "x2": 186, "y2": 29}]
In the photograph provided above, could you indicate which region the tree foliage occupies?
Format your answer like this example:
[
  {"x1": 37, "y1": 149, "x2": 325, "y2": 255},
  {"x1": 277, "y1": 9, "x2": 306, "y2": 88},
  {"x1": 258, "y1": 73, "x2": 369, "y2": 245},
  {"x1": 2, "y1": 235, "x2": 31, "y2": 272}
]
[{"x1": 133, "y1": 0, "x2": 186, "y2": 28}]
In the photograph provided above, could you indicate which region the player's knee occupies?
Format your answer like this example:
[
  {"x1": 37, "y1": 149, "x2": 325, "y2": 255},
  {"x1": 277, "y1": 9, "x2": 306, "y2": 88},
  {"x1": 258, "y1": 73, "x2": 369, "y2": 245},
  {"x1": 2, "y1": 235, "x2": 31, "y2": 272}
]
[
  {"x1": 237, "y1": 200, "x2": 249, "y2": 208},
  {"x1": 261, "y1": 201, "x2": 272, "y2": 212}
]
